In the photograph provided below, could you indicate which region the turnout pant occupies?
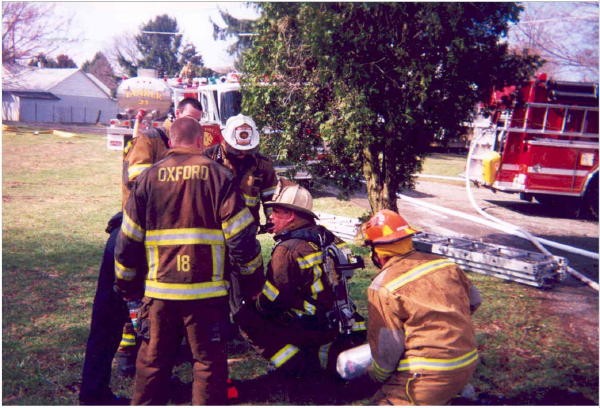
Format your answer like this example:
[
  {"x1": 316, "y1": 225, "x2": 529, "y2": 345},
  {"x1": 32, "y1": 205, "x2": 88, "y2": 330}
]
[
  {"x1": 79, "y1": 212, "x2": 129, "y2": 403},
  {"x1": 132, "y1": 297, "x2": 229, "y2": 405},
  {"x1": 235, "y1": 304, "x2": 338, "y2": 375},
  {"x1": 372, "y1": 363, "x2": 477, "y2": 405}
]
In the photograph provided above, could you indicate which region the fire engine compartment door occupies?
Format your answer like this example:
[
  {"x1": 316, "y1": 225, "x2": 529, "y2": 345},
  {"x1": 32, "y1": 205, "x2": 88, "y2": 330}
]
[{"x1": 526, "y1": 139, "x2": 593, "y2": 195}]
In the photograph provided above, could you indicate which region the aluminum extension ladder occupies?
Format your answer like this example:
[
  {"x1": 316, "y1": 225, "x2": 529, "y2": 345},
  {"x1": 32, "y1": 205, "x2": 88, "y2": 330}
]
[
  {"x1": 412, "y1": 232, "x2": 567, "y2": 288},
  {"x1": 316, "y1": 213, "x2": 568, "y2": 289}
]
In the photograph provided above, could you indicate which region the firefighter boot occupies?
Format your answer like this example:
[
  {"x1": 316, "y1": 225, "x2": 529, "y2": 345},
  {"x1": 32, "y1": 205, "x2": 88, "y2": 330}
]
[
  {"x1": 115, "y1": 322, "x2": 137, "y2": 377},
  {"x1": 115, "y1": 346, "x2": 136, "y2": 377}
]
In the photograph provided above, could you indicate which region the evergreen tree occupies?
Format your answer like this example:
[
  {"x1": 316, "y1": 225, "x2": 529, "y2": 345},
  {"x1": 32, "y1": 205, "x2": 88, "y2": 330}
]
[
  {"x1": 116, "y1": 14, "x2": 207, "y2": 79},
  {"x1": 211, "y1": 4, "x2": 259, "y2": 65},
  {"x1": 55, "y1": 54, "x2": 77, "y2": 68},
  {"x1": 178, "y1": 43, "x2": 215, "y2": 77},
  {"x1": 28, "y1": 53, "x2": 55, "y2": 67},
  {"x1": 27, "y1": 53, "x2": 75, "y2": 68},
  {"x1": 135, "y1": 14, "x2": 182, "y2": 77}
]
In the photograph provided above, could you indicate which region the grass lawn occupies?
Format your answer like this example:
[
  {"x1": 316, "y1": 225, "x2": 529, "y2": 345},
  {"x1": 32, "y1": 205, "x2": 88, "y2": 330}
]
[{"x1": 2, "y1": 126, "x2": 597, "y2": 405}]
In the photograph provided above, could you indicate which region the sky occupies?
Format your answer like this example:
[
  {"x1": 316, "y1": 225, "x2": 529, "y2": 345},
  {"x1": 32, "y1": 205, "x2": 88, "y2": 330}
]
[
  {"x1": 37, "y1": 1, "x2": 598, "y2": 81},
  {"x1": 50, "y1": 1, "x2": 260, "y2": 72}
]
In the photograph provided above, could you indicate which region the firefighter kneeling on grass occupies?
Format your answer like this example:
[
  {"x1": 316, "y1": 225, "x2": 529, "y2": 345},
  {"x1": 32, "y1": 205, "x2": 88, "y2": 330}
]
[
  {"x1": 235, "y1": 179, "x2": 366, "y2": 384},
  {"x1": 342, "y1": 209, "x2": 482, "y2": 405}
]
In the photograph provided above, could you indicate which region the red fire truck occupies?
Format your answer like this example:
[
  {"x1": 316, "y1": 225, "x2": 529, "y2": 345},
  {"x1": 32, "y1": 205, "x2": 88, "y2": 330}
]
[{"x1": 468, "y1": 74, "x2": 599, "y2": 219}]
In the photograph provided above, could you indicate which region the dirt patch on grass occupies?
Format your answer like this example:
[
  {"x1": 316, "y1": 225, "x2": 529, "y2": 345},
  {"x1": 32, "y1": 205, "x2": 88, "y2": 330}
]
[{"x1": 539, "y1": 286, "x2": 599, "y2": 358}]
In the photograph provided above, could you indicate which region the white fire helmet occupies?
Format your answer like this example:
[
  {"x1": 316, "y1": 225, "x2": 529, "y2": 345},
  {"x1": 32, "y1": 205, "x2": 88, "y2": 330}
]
[{"x1": 223, "y1": 114, "x2": 260, "y2": 151}]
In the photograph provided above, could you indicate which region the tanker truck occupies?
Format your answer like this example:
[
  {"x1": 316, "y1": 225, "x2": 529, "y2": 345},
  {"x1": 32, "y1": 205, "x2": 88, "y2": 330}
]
[
  {"x1": 106, "y1": 69, "x2": 224, "y2": 151},
  {"x1": 106, "y1": 69, "x2": 173, "y2": 151}
]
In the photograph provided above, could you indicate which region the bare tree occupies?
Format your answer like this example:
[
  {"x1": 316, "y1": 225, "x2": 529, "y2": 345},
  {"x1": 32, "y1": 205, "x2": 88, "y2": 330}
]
[
  {"x1": 510, "y1": 2, "x2": 598, "y2": 81},
  {"x1": 2, "y1": 2, "x2": 75, "y2": 64},
  {"x1": 82, "y1": 52, "x2": 118, "y2": 94},
  {"x1": 106, "y1": 31, "x2": 142, "y2": 78}
]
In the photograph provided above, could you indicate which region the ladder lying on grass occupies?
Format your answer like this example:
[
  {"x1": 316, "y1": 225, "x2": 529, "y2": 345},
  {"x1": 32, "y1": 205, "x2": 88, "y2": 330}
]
[
  {"x1": 316, "y1": 213, "x2": 568, "y2": 289},
  {"x1": 412, "y1": 231, "x2": 567, "y2": 288}
]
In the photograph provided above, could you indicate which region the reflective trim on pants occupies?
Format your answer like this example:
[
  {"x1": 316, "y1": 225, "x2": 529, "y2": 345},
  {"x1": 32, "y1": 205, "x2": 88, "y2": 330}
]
[
  {"x1": 397, "y1": 349, "x2": 479, "y2": 372},
  {"x1": 270, "y1": 344, "x2": 300, "y2": 368}
]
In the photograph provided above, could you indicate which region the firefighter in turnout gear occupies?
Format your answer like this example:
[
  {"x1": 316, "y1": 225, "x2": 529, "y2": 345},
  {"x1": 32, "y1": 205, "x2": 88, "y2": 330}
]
[
  {"x1": 114, "y1": 117, "x2": 264, "y2": 405},
  {"x1": 114, "y1": 97, "x2": 204, "y2": 376},
  {"x1": 79, "y1": 100, "x2": 203, "y2": 405},
  {"x1": 204, "y1": 114, "x2": 277, "y2": 319},
  {"x1": 359, "y1": 209, "x2": 482, "y2": 405},
  {"x1": 123, "y1": 97, "x2": 203, "y2": 207},
  {"x1": 204, "y1": 113, "x2": 277, "y2": 225},
  {"x1": 235, "y1": 179, "x2": 366, "y2": 380}
]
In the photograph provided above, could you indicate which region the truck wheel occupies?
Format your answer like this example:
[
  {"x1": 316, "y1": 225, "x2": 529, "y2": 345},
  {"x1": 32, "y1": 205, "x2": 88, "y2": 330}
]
[{"x1": 582, "y1": 177, "x2": 599, "y2": 220}]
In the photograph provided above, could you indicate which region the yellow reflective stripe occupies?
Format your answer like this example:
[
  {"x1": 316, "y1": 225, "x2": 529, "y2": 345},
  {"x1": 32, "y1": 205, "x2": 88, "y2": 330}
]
[
  {"x1": 119, "y1": 333, "x2": 136, "y2": 348},
  {"x1": 239, "y1": 252, "x2": 263, "y2": 275},
  {"x1": 270, "y1": 344, "x2": 300, "y2": 368},
  {"x1": 121, "y1": 211, "x2": 145, "y2": 242},
  {"x1": 145, "y1": 228, "x2": 224, "y2": 246},
  {"x1": 146, "y1": 246, "x2": 159, "y2": 281},
  {"x1": 319, "y1": 342, "x2": 332, "y2": 369},
  {"x1": 303, "y1": 300, "x2": 316, "y2": 315},
  {"x1": 262, "y1": 280, "x2": 279, "y2": 301},
  {"x1": 128, "y1": 163, "x2": 152, "y2": 180},
  {"x1": 145, "y1": 231, "x2": 224, "y2": 282},
  {"x1": 352, "y1": 320, "x2": 367, "y2": 332},
  {"x1": 397, "y1": 349, "x2": 479, "y2": 372},
  {"x1": 123, "y1": 140, "x2": 133, "y2": 156},
  {"x1": 261, "y1": 185, "x2": 277, "y2": 198},
  {"x1": 372, "y1": 359, "x2": 394, "y2": 382},
  {"x1": 297, "y1": 251, "x2": 322, "y2": 270},
  {"x1": 385, "y1": 259, "x2": 455, "y2": 291},
  {"x1": 212, "y1": 245, "x2": 225, "y2": 281},
  {"x1": 243, "y1": 193, "x2": 260, "y2": 207},
  {"x1": 115, "y1": 260, "x2": 136, "y2": 281},
  {"x1": 335, "y1": 241, "x2": 349, "y2": 250},
  {"x1": 144, "y1": 280, "x2": 229, "y2": 300},
  {"x1": 222, "y1": 207, "x2": 254, "y2": 240},
  {"x1": 310, "y1": 277, "x2": 324, "y2": 296}
]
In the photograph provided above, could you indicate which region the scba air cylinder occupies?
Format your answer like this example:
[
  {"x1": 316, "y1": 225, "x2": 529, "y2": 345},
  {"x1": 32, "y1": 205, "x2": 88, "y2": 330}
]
[{"x1": 336, "y1": 343, "x2": 372, "y2": 380}]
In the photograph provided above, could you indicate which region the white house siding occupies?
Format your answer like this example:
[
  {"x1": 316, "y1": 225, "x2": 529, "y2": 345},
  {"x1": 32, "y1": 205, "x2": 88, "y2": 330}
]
[
  {"x1": 49, "y1": 70, "x2": 108, "y2": 98},
  {"x1": 2, "y1": 67, "x2": 118, "y2": 124},
  {"x1": 2, "y1": 93, "x2": 20, "y2": 121},
  {"x1": 55, "y1": 94, "x2": 117, "y2": 123},
  {"x1": 18, "y1": 95, "x2": 117, "y2": 123}
]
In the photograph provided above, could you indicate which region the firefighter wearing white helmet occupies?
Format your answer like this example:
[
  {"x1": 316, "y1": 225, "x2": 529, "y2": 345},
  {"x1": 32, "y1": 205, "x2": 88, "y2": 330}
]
[
  {"x1": 356, "y1": 209, "x2": 482, "y2": 405},
  {"x1": 222, "y1": 113, "x2": 261, "y2": 152},
  {"x1": 234, "y1": 178, "x2": 367, "y2": 382},
  {"x1": 205, "y1": 114, "x2": 277, "y2": 225},
  {"x1": 204, "y1": 114, "x2": 277, "y2": 320}
]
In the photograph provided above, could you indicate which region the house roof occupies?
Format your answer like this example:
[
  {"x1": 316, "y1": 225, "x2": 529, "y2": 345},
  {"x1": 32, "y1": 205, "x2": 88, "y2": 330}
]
[
  {"x1": 2, "y1": 65, "x2": 113, "y2": 98},
  {"x1": 7, "y1": 91, "x2": 60, "y2": 100},
  {"x1": 85, "y1": 72, "x2": 112, "y2": 97},
  {"x1": 2, "y1": 65, "x2": 79, "y2": 92}
]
